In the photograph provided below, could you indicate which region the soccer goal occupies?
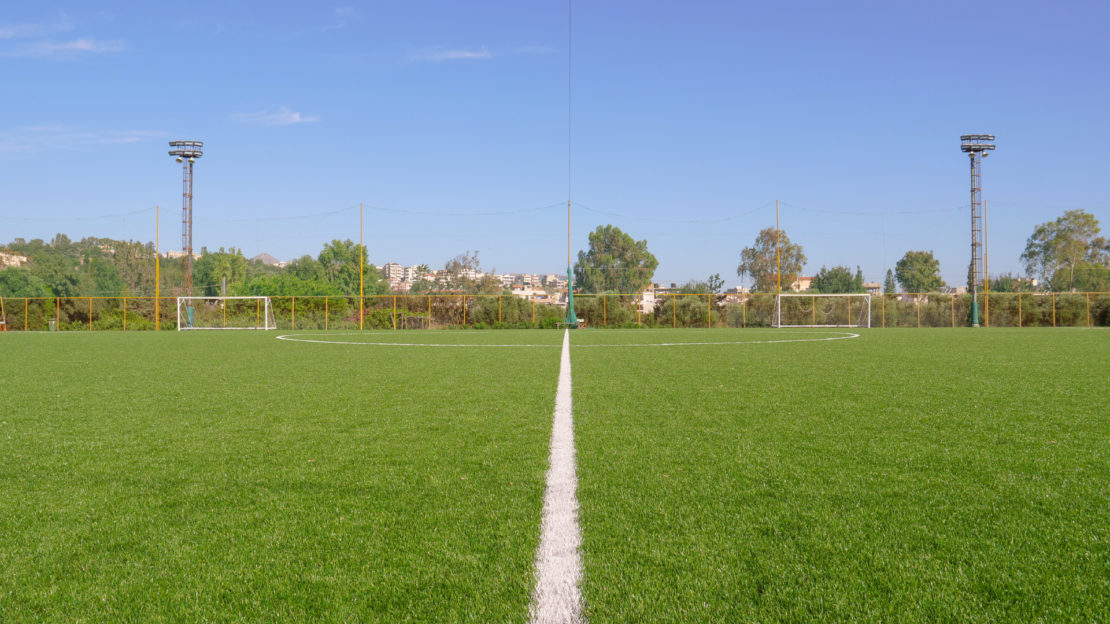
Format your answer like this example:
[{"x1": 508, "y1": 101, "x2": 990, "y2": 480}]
[
  {"x1": 774, "y1": 293, "x2": 871, "y2": 328},
  {"x1": 177, "y1": 296, "x2": 277, "y2": 331}
]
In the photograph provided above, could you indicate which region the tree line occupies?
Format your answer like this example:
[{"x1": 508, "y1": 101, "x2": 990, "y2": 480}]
[
  {"x1": 573, "y1": 210, "x2": 1109, "y2": 295},
  {"x1": 0, "y1": 236, "x2": 528, "y2": 300},
  {"x1": 2, "y1": 210, "x2": 1108, "y2": 299},
  {"x1": 0, "y1": 235, "x2": 393, "y2": 299}
]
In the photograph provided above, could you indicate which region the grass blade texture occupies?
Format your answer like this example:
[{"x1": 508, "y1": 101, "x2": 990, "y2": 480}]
[
  {"x1": 0, "y1": 330, "x2": 561, "y2": 622},
  {"x1": 571, "y1": 328, "x2": 1109, "y2": 623}
]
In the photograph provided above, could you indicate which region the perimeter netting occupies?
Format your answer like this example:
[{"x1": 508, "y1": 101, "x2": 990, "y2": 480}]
[
  {"x1": 177, "y1": 296, "x2": 276, "y2": 331},
  {"x1": 775, "y1": 294, "x2": 871, "y2": 328}
]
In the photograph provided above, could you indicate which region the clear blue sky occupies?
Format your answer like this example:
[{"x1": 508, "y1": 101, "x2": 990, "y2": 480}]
[{"x1": 2, "y1": 1, "x2": 1107, "y2": 288}]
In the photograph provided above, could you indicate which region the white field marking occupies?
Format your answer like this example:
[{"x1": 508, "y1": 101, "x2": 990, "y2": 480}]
[
  {"x1": 275, "y1": 334, "x2": 560, "y2": 348},
  {"x1": 572, "y1": 330, "x2": 860, "y2": 347},
  {"x1": 275, "y1": 330, "x2": 859, "y2": 349},
  {"x1": 529, "y1": 329, "x2": 583, "y2": 624}
]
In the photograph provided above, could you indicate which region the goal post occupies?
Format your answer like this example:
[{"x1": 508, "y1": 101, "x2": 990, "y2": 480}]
[
  {"x1": 775, "y1": 293, "x2": 871, "y2": 328},
  {"x1": 176, "y1": 296, "x2": 277, "y2": 331}
]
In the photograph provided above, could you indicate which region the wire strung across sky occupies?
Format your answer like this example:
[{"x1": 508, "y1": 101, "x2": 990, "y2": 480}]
[
  {"x1": 573, "y1": 200, "x2": 775, "y2": 224},
  {"x1": 0, "y1": 199, "x2": 993, "y2": 226},
  {"x1": 779, "y1": 201, "x2": 965, "y2": 216},
  {"x1": 0, "y1": 206, "x2": 155, "y2": 222}
]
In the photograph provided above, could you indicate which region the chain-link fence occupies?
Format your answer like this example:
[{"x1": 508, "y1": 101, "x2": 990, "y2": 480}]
[{"x1": 2, "y1": 292, "x2": 1108, "y2": 331}]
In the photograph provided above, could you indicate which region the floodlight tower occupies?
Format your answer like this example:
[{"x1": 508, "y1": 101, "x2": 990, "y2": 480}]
[
  {"x1": 168, "y1": 140, "x2": 203, "y2": 296},
  {"x1": 960, "y1": 134, "x2": 995, "y2": 327}
]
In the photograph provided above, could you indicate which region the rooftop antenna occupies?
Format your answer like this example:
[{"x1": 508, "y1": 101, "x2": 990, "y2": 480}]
[
  {"x1": 168, "y1": 140, "x2": 203, "y2": 296},
  {"x1": 960, "y1": 134, "x2": 995, "y2": 327}
]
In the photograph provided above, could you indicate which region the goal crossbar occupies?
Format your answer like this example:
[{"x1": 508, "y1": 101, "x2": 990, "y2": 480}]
[
  {"x1": 177, "y1": 296, "x2": 276, "y2": 331},
  {"x1": 774, "y1": 293, "x2": 871, "y2": 328}
]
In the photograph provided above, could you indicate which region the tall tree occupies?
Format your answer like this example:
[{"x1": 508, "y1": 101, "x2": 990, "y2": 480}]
[
  {"x1": 574, "y1": 225, "x2": 658, "y2": 293},
  {"x1": 674, "y1": 274, "x2": 725, "y2": 294},
  {"x1": 29, "y1": 254, "x2": 86, "y2": 297},
  {"x1": 883, "y1": 269, "x2": 898, "y2": 294},
  {"x1": 0, "y1": 267, "x2": 51, "y2": 297},
  {"x1": 990, "y1": 273, "x2": 1037, "y2": 293},
  {"x1": 234, "y1": 273, "x2": 342, "y2": 297},
  {"x1": 285, "y1": 255, "x2": 327, "y2": 283},
  {"x1": 810, "y1": 265, "x2": 865, "y2": 293},
  {"x1": 1067, "y1": 261, "x2": 1110, "y2": 292},
  {"x1": 193, "y1": 248, "x2": 250, "y2": 296},
  {"x1": 111, "y1": 240, "x2": 157, "y2": 295},
  {"x1": 1021, "y1": 210, "x2": 1106, "y2": 291},
  {"x1": 431, "y1": 250, "x2": 501, "y2": 294},
  {"x1": 736, "y1": 227, "x2": 806, "y2": 293},
  {"x1": 317, "y1": 239, "x2": 385, "y2": 295},
  {"x1": 895, "y1": 250, "x2": 943, "y2": 294},
  {"x1": 82, "y1": 255, "x2": 125, "y2": 295}
]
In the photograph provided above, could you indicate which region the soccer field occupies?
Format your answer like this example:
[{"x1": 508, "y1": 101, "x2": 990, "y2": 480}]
[{"x1": 1, "y1": 328, "x2": 1107, "y2": 622}]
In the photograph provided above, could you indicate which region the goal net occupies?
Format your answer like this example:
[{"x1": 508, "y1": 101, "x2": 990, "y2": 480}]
[
  {"x1": 775, "y1": 293, "x2": 871, "y2": 328},
  {"x1": 177, "y1": 296, "x2": 277, "y2": 331}
]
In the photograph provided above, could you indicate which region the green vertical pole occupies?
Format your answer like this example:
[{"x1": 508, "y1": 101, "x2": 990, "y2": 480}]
[{"x1": 564, "y1": 267, "x2": 577, "y2": 328}]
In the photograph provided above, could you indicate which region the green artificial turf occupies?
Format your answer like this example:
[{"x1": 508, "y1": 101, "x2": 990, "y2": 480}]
[
  {"x1": 0, "y1": 330, "x2": 561, "y2": 622},
  {"x1": 3, "y1": 327, "x2": 1107, "y2": 622},
  {"x1": 571, "y1": 328, "x2": 1109, "y2": 623}
]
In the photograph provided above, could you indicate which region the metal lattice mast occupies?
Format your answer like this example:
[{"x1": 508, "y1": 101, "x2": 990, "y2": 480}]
[
  {"x1": 168, "y1": 140, "x2": 203, "y2": 297},
  {"x1": 960, "y1": 134, "x2": 995, "y2": 327}
]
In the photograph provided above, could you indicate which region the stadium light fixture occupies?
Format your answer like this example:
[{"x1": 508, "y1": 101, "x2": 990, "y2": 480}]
[
  {"x1": 168, "y1": 140, "x2": 203, "y2": 297},
  {"x1": 961, "y1": 134, "x2": 995, "y2": 327}
]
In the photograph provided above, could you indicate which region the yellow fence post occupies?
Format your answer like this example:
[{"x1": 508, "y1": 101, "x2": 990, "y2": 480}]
[
  {"x1": 672, "y1": 294, "x2": 677, "y2": 328},
  {"x1": 1052, "y1": 293, "x2": 1056, "y2": 327},
  {"x1": 256, "y1": 299, "x2": 261, "y2": 329},
  {"x1": 88, "y1": 297, "x2": 92, "y2": 331},
  {"x1": 392, "y1": 295, "x2": 398, "y2": 329},
  {"x1": 123, "y1": 297, "x2": 127, "y2": 331},
  {"x1": 916, "y1": 296, "x2": 921, "y2": 328},
  {"x1": 55, "y1": 298, "x2": 60, "y2": 330},
  {"x1": 986, "y1": 292, "x2": 990, "y2": 328}
]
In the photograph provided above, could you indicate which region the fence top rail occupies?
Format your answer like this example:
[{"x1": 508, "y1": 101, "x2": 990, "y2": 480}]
[
  {"x1": 2, "y1": 296, "x2": 162, "y2": 302},
  {"x1": 3, "y1": 291, "x2": 1110, "y2": 302},
  {"x1": 778, "y1": 293, "x2": 872, "y2": 297}
]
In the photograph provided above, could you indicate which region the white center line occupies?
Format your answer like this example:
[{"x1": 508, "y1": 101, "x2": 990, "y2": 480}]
[{"x1": 529, "y1": 329, "x2": 583, "y2": 624}]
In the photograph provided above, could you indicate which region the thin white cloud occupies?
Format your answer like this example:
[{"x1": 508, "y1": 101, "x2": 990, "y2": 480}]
[
  {"x1": 1, "y1": 13, "x2": 124, "y2": 59},
  {"x1": 0, "y1": 126, "x2": 166, "y2": 152},
  {"x1": 234, "y1": 107, "x2": 321, "y2": 126},
  {"x1": 0, "y1": 16, "x2": 72, "y2": 40},
  {"x1": 409, "y1": 47, "x2": 492, "y2": 63},
  {"x1": 4, "y1": 38, "x2": 125, "y2": 59},
  {"x1": 323, "y1": 6, "x2": 360, "y2": 32}
]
